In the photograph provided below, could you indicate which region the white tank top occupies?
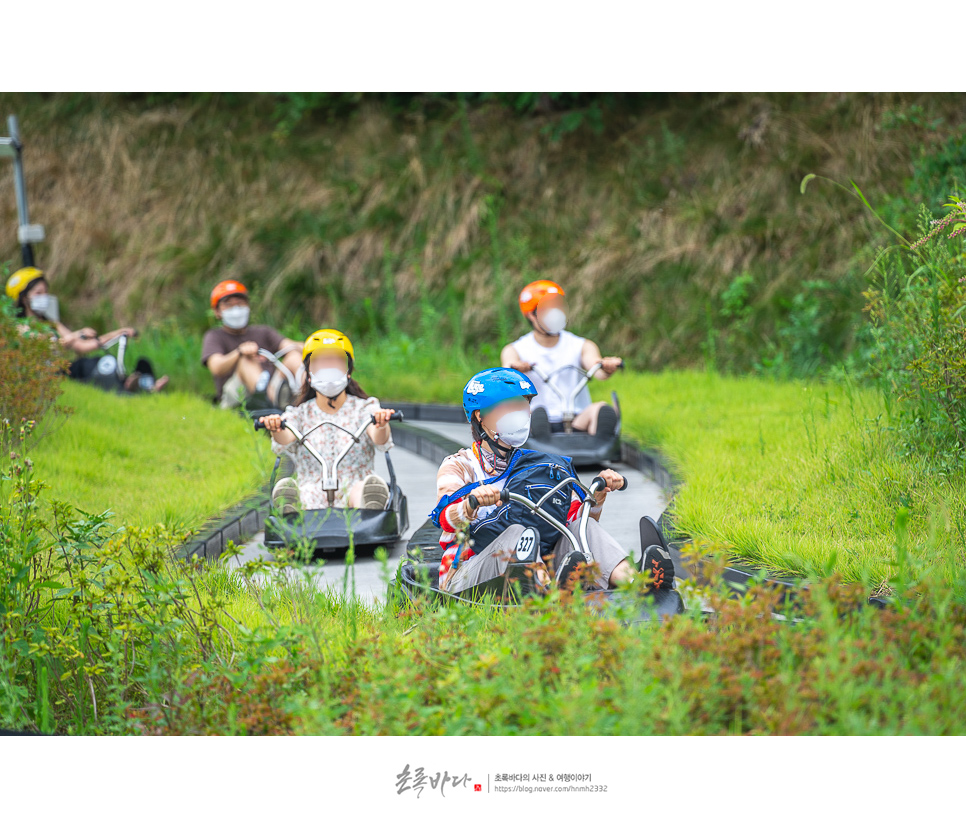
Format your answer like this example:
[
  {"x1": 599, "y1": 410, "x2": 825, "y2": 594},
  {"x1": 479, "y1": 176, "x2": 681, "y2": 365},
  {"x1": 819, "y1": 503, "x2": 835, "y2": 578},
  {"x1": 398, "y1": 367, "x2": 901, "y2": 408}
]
[{"x1": 511, "y1": 330, "x2": 590, "y2": 422}]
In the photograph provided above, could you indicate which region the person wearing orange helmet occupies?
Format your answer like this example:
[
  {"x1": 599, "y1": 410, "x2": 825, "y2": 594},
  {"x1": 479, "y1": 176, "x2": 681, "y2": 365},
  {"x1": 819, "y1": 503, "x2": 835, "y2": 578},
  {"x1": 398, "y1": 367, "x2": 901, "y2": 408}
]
[
  {"x1": 201, "y1": 280, "x2": 303, "y2": 408},
  {"x1": 500, "y1": 280, "x2": 622, "y2": 438}
]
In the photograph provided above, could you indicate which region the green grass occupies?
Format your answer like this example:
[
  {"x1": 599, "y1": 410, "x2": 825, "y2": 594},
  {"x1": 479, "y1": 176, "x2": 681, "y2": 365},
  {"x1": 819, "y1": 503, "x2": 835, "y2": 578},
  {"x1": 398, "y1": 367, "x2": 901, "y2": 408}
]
[
  {"x1": 34, "y1": 339, "x2": 966, "y2": 586},
  {"x1": 603, "y1": 371, "x2": 966, "y2": 584},
  {"x1": 138, "y1": 324, "x2": 484, "y2": 403},
  {"x1": 8, "y1": 382, "x2": 966, "y2": 736},
  {"x1": 24, "y1": 328, "x2": 478, "y2": 532},
  {"x1": 30, "y1": 382, "x2": 270, "y2": 529},
  {"x1": 345, "y1": 359, "x2": 963, "y2": 586}
]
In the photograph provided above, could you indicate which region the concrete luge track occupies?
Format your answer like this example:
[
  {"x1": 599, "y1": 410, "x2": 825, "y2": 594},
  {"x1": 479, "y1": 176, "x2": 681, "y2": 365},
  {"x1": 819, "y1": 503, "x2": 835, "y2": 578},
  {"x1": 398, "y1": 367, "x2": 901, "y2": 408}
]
[
  {"x1": 194, "y1": 399, "x2": 858, "y2": 610},
  {"x1": 216, "y1": 403, "x2": 671, "y2": 604}
]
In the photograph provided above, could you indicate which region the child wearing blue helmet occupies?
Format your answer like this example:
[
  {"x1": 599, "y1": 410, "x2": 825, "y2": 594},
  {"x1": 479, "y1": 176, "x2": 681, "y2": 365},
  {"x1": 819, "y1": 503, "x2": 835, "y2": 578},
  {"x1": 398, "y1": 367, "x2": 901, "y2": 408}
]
[{"x1": 431, "y1": 367, "x2": 674, "y2": 595}]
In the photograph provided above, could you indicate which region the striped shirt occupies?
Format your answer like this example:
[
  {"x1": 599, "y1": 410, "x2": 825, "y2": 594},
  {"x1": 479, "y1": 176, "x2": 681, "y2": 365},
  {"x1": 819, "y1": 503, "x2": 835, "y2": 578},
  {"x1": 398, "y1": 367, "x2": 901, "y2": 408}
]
[
  {"x1": 434, "y1": 445, "x2": 495, "y2": 590},
  {"x1": 433, "y1": 442, "x2": 587, "y2": 590}
]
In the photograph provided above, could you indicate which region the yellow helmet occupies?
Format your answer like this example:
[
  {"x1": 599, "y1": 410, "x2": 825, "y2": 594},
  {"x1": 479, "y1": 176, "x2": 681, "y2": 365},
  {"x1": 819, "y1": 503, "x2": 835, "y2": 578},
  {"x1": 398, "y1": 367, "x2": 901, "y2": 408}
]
[
  {"x1": 302, "y1": 328, "x2": 355, "y2": 363},
  {"x1": 6, "y1": 267, "x2": 45, "y2": 302}
]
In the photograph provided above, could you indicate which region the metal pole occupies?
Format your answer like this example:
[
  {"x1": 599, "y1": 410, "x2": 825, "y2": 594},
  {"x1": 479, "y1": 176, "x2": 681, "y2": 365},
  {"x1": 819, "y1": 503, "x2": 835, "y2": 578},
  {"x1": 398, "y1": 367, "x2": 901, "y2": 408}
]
[{"x1": 7, "y1": 115, "x2": 34, "y2": 267}]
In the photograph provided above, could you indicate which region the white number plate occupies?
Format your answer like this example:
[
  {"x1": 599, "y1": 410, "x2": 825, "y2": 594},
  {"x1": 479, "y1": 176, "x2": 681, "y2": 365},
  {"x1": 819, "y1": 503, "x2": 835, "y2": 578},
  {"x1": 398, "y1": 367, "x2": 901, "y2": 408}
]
[{"x1": 515, "y1": 528, "x2": 538, "y2": 561}]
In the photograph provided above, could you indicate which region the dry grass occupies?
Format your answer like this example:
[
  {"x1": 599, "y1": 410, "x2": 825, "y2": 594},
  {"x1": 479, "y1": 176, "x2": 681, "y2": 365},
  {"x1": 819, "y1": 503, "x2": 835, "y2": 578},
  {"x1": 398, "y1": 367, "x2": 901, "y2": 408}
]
[
  {"x1": 0, "y1": 97, "x2": 330, "y2": 314},
  {"x1": 1, "y1": 93, "x2": 964, "y2": 370}
]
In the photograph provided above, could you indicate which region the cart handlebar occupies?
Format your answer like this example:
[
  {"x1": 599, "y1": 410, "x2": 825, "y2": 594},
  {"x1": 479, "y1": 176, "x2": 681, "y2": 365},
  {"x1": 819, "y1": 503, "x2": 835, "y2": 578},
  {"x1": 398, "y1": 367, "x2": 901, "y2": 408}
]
[
  {"x1": 253, "y1": 409, "x2": 403, "y2": 433},
  {"x1": 465, "y1": 472, "x2": 626, "y2": 512}
]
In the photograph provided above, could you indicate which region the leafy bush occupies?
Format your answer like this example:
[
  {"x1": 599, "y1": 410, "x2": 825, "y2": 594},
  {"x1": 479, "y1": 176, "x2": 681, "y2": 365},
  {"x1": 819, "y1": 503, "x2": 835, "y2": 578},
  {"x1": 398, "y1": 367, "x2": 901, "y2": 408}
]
[
  {"x1": 862, "y1": 197, "x2": 966, "y2": 470},
  {"x1": 0, "y1": 297, "x2": 70, "y2": 443},
  {"x1": 0, "y1": 426, "x2": 240, "y2": 732},
  {"x1": 5, "y1": 427, "x2": 966, "y2": 736},
  {"x1": 138, "y1": 552, "x2": 966, "y2": 736}
]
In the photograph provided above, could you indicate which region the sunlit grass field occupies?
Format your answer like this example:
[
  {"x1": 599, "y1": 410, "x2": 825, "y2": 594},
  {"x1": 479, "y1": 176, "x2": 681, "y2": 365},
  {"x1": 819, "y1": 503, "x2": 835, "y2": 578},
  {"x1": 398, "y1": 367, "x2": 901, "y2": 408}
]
[
  {"x1": 11, "y1": 350, "x2": 966, "y2": 737},
  {"x1": 30, "y1": 383, "x2": 271, "y2": 529},
  {"x1": 371, "y1": 360, "x2": 966, "y2": 584},
  {"x1": 602, "y1": 371, "x2": 966, "y2": 583},
  {"x1": 31, "y1": 347, "x2": 966, "y2": 585}
]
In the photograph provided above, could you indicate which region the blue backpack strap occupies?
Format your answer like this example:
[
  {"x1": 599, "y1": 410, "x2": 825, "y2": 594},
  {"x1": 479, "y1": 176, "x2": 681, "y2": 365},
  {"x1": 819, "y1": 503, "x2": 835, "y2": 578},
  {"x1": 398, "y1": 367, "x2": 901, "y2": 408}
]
[
  {"x1": 564, "y1": 455, "x2": 588, "y2": 501},
  {"x1": 428, "y1": 448, "x2": 526, "y2": 528}
]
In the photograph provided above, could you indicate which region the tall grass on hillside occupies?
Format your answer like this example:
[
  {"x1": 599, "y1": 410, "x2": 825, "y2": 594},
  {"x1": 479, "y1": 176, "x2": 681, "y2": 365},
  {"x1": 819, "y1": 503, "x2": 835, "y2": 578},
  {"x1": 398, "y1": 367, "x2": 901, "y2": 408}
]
[
  {"x1": 800, "y1": 171, "x2": 966, "y2": 470},
  {"x1": 863, "y1": 197, "x2": 966, "y2": 472},
  {"x1": 3, "y1": 93, "x2": 966, "y2": 376}
]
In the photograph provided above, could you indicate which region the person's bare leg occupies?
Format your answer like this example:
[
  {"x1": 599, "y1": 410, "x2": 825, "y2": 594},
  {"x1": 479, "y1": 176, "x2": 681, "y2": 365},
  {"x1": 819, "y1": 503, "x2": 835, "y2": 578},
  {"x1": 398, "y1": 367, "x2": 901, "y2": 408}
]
[
  {"x1": 608, "y1": 558, "x2": 635, "y2": 587},
  {"x1": 572, "y1": 401, "x2": 606, "y2": 434},
  {"x1": 153, "y1": 375, "x2": 169, "y2": 392},
  {"x1": 531, "y1": 561, "x2": 552, "y2": 593},
  {"x1": 347, "y1": 481, "x2": 365, "y2": 508},
  {"x1": 281, "y1": 350, "x2": 303, "y2": 376},
  {"x1": 235, "y1": 355, "x2": 264, "y2": 394},
  {"x1": 571, "y1": 517, "x2": 635, "y2": 588}
]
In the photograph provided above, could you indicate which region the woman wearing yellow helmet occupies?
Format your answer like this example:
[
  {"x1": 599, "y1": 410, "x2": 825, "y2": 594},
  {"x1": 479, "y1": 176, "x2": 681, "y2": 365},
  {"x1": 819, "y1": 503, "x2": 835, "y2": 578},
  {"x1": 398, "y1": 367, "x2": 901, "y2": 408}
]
[
  {"x1": 258, "y1": 329, "x2": 397, "y2": 511},
  {"x1": 6, "y1": 267, "x2": 168, "y2": 392}
]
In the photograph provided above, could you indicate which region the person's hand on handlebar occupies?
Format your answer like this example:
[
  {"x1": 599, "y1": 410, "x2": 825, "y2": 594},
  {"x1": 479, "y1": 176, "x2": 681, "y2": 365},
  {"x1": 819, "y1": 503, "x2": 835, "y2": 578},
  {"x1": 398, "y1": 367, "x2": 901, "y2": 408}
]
[
  {"x1": 508, "y1": 360, "x2": 532, "y2": 373},
  {"x1": 600, "y1": 356, "x2": 623, "y2": 375},
  {"x1": 256, "y1": 413, "x2": 296, "y2": 445},
  {"x1": 259, "y1": 414, "x2": 286, "y2": 433},
  {"x1": 593, "y1": 468, "x2": 625, "y2": 504},
  {"x1": 370, "y1": 408, "x2": 396, "y2": 428},
  {"x1": 463, "y1": 485, "x2": 504, "y2": 519},
  {"x1": 367, "y1": 408, "x2": 398, "y2": 446},
  {"x1": 63, "y1": 327, "x2": 102, "y2": 354},
  {"x1": 239, "y1": 341, "x2": 260, "y2": 358}
]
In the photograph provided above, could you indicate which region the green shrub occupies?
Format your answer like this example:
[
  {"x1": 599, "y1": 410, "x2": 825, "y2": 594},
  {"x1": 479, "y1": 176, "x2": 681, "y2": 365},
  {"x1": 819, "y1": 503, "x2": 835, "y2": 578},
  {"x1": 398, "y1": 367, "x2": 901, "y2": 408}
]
[
  {"x1": 5, "y1": 428, "x2": 966, "y2": 736},
  {"x1": 863, "y1": 196, "x2": 966, "y2": 470},
  {"x1": 0, "y1": 426, "x2": 239, "y2": 733},
  {"x1": 0, "y1": 297, "x2": 70, "y2": 443}
]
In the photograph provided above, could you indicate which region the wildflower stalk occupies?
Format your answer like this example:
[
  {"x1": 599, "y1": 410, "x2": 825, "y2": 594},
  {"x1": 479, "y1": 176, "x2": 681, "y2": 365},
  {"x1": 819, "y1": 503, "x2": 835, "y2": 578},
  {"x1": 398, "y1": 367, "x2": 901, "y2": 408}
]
[{"x1": 801, "y1": 174, "x2": 916, "y2": 251}]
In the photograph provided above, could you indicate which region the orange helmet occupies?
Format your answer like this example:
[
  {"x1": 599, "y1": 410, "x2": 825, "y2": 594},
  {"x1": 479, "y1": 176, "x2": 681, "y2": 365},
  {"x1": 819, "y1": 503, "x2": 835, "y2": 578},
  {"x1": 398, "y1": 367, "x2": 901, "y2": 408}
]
[
  {"x1": 210, "y1": 280, "x2": 248, "y2": 310},
  {"x1": 518, "y1": 280, "x2": 564, "y2": 315}
]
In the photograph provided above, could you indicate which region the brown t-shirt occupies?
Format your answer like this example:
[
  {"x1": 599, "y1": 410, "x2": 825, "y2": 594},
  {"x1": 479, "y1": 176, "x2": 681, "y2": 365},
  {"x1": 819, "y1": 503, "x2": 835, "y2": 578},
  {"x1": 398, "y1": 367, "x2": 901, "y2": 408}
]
[{"x1": 201, "y1": 324, "x2": 285, "y2": 397}]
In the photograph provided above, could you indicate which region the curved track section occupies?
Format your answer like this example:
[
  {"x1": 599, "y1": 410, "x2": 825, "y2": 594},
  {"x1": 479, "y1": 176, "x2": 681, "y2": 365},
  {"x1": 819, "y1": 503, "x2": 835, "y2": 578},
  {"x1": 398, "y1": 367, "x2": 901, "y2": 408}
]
[{"x1": 228, "y1": 418, "x2": 671, "y2": 604}]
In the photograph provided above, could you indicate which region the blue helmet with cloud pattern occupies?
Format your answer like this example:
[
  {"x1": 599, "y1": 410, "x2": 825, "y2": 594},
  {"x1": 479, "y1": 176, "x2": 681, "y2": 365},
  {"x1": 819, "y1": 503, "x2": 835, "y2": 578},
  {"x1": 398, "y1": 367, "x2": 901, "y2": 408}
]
[{"x1": 462, "y1": 367, "x2": 535, "y2": 423}]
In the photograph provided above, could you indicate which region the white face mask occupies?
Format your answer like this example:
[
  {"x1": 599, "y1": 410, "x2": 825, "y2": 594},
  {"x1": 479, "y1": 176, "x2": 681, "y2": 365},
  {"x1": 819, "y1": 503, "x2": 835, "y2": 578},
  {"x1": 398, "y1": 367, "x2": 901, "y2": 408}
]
[
  {"x1": 28, "y1": 293, "x2": 51, "y2": 316},
  {"x1": 311, "y1": 367, "x2": 349, "y2": 398},
  {"x1": 539, "y1": 307, "x2": 567, "y2": 335},
  {"x1": 490, "y1": 409, "x2": 531, "y2": 448},
  {"x1": 221, "y1": 305, "x2": 250, "y2": 330}
]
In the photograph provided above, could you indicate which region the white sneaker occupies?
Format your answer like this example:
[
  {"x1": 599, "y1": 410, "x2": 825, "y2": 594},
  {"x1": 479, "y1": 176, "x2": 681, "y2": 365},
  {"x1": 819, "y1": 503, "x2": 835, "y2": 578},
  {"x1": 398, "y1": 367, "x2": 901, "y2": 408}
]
[
  {"x1": 360, "y1": 474, "x2": 390, "y2": 510},
  {"x1": 272, "y1": 478, "x2": 300, "y2": 516}
]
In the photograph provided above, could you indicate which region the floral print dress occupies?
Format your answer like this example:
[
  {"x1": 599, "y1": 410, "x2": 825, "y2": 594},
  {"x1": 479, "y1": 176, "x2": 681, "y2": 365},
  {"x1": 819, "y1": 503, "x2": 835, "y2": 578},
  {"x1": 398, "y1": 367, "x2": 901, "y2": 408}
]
[{"x1": 271, "y1": 395, "x2": 393, "y2": 509}]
